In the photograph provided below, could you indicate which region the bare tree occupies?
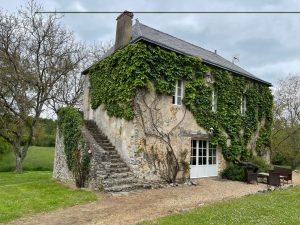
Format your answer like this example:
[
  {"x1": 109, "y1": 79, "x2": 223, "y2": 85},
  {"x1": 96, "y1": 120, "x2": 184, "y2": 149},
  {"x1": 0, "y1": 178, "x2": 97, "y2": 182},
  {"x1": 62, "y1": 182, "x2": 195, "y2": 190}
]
[
  {"x1": 135, "y1": 89, "x2": 186, "y2": 183},
  {"x1": 47, "y1": 41, "x2": 113, "y2": 112},
  {"x1": 0, "y1": 1, "x2": 87, "y2": 172},
  {"x1": 273, "y1": 75, "x2": 300, "y2": 169}
]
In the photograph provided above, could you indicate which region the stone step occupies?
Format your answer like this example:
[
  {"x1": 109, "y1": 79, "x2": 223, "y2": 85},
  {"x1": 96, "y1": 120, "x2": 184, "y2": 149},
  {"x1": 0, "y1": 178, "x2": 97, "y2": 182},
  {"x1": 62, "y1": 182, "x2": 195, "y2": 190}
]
[
  {"x1": 100, "y1": 142, "x2": 113, "y2": 146},
  {"x1": 104, "y1": 177, "x2": 137, "y2": 186},
  {"x1": 105, "y1": 151, "x2": 119, "y2": 156},
  {"x1": 103, "y1": 146, "x2": 115, "y2": 151},
  {"x1": 109, "y1": 154, "x2": 121, "y2": 159},
  {"x1": 110, "y1": 158, "x2": 123, "y2": 163},
  {"x1": 93, "y1": 137, "x2": 108, "y2": 141},
  {"x1": 94, "y1": 138, "x2": 110, "y2": 143},
  {"x1": 105, "y1": 183, "x2": 144, "y2": 192},
  {"x1": 110, "y1": 162, "x2": 127, "y2": 168},
  {"x1": 85, "y1": 120, "x2": 146, "y2": 192},
  {"x1": 109, "y1": 172, "x2": 133, "y2": 178},
  {"x1": 92, "y1": 133, "x2": 107, "y2": 137},
  {"x1": 110, "y1": 167, "x2": 130, "y2": 173}
]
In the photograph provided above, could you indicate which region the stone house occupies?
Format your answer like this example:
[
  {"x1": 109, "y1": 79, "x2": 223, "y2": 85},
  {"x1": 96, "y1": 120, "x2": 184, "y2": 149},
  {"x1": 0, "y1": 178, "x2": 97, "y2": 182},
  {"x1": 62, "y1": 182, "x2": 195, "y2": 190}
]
[{"x1": 54, "y1": 11, "x2": 272, "y2": 191}]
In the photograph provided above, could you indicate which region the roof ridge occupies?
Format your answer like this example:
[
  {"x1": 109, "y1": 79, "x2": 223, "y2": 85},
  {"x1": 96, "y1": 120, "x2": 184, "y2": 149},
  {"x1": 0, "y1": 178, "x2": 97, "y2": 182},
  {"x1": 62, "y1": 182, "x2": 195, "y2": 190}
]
[
  {"x1": 137, "y1": 22, "x2": 259, "y2": 79},
  {"x1": 138, "y1": 22, "x2": 217, "y2": 56}
]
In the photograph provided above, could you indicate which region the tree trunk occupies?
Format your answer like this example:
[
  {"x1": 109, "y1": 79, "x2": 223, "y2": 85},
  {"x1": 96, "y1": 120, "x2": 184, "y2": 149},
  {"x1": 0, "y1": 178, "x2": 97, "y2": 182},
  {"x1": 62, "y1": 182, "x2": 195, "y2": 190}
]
[{"x1": 15, "y1": 154, "x2": 23, "y2": 173}]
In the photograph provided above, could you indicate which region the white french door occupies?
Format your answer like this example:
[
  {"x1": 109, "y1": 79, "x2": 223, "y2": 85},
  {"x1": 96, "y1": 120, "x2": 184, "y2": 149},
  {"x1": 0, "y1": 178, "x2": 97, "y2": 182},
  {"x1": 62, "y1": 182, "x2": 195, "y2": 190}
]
[{"x1": 190, "y1": 140, "x2": 218, "y2": 178}]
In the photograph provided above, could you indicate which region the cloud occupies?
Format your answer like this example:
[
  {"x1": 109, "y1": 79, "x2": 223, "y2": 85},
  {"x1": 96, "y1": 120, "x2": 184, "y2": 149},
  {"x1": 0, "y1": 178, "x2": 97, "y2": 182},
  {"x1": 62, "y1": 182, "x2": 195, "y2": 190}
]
[{"x1": 1, "y1": 0, "x2": 300, "y2": 85}]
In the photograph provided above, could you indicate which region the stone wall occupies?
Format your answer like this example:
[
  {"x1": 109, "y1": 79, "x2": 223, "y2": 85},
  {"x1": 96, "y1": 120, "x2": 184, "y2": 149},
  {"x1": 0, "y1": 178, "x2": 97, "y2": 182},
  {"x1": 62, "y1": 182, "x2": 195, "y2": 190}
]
[
  {"x1": 81, "y1": 127, "x2": 112, "y2": 190},
  {"x1": 53, "y1": 126, "x2": 115, "y2": 190},
  {"x1": 83, "y1": 76, "x2": 226, "y2": 182},
  {"x1": 53, "y1": 130, "x2": 73, "y2": 182}
]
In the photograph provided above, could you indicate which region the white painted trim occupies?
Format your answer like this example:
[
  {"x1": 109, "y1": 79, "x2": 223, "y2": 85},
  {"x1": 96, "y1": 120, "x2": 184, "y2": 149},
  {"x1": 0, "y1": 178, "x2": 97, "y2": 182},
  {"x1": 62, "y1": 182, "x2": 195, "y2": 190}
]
[
  {"x1": 174, "y1": 80, "x2": 184, "y2": 106},
  {"x1": 190, "y1": 140, "x2": 218, "y2": 178}
]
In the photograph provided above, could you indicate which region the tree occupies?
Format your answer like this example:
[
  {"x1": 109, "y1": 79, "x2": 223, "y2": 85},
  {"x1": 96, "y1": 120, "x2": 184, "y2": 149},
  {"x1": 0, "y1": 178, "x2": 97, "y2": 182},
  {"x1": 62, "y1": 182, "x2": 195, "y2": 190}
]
[
  {"x1": 272, "y1": 75, "x2": 300, "y2": 169},
  {"x1": 0, "y1": 1, "x2": 86, "y2": 172},
  {"x1": 47, "y1": 41, "x2": 113, "y2": 113}
]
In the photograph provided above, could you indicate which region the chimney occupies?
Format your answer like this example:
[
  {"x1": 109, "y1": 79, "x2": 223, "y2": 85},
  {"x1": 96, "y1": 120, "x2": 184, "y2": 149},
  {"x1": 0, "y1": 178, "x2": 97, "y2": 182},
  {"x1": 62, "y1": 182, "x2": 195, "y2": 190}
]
[{"x1": 115, "y1": 11, "x2": 134, "y2": 51}]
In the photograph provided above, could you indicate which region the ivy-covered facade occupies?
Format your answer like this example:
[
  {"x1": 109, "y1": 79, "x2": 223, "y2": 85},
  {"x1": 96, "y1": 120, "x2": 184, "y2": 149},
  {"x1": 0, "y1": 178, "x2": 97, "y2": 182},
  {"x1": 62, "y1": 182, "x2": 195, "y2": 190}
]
[
  {"x1": 80, "y1": 13, "x2": 273, "y2": 182},
  {"x1": 83, "y1": 43, "x2": 272, "y2": 180}
]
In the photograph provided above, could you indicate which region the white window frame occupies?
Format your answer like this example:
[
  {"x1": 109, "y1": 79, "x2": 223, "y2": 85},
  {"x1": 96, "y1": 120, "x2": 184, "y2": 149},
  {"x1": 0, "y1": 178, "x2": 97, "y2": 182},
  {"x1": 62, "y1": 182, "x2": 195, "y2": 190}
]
[
  {"x1": 241, "y1": 95, "x2": 247, "y2": 115},
  {"x1": 212, "y1": 89, "x2": 217, "y2": 112},
  {"x1": 173, "y1": 80, "x2": 183, "y2": 106},
  {"x1": 190, "y1": 140, "x2": 217, "y2": 166}
]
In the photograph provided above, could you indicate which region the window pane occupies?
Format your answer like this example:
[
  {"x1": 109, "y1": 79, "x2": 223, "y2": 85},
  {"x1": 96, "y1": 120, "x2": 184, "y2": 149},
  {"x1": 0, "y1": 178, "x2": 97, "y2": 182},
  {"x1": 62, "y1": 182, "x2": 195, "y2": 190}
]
[
  {"x1": 192, "y1": 140, "x2": 197, "y2": 148},
  {"x1": 191, "y1": 157, "x2": 196, "y2": 165},
  {"x1": 198, "y1": 148, "x2": 202, "y2": 157},
  {"x1": 177, "y1": 80, "x2": 182, "y2": 88},
  {"x1": 199, "y1": 157, "x2": 203, "y2": 165},
  {"x1": 192, "y1": 148, "x2": 196, "y2": 157},
  {"x1": 213, "y1": 157, "x2": 216, "y2": 164},
  {"x1": 209, "y1": 157, "x2": 212, "y2": 165},
  {"x1": 177, "y1": 85, "x2": 182, "y2": 92},
  {"x1": 203, "y1": 157, "x2": 207, "y2": 165},
  {"x1": 177, "y1": 96, "x2": 182, "y2": 105}
]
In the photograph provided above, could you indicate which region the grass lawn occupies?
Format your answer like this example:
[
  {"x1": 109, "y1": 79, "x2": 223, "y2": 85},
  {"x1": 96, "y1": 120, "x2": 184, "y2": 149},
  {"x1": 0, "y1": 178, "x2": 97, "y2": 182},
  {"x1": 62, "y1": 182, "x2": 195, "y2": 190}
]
[
  {"x1": 0, "y1": 171, "x2": 97, "y2": 223},
  {"x1": 141, "y1": 187, "x2": 300, "y2": 225},
  {"x1": 0, "y1": 146, "x2": 54, "y2": 172},
  {"x1": 274, "y1": 164, "x2": 300, "y2": 170}
]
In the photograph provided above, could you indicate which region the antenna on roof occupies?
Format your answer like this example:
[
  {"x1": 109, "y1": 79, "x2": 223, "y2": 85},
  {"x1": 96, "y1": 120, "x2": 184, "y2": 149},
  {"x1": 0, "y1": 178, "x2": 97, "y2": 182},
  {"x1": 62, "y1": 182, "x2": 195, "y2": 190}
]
[{"x1": 232, "y1": 54, "x2": 240, "y2": 64}]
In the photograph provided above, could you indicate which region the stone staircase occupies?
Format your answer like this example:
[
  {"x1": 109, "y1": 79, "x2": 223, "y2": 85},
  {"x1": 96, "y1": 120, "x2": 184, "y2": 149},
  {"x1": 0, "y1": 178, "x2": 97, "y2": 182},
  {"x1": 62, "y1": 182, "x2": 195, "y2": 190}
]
[{"x1": 84, "y1": 120, "x2": 149, "y2": 192}]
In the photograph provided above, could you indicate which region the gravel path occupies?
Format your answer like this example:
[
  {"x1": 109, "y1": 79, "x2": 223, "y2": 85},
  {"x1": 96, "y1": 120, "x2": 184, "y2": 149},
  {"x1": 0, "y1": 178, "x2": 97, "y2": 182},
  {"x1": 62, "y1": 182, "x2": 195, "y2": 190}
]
[{"x1": 8, "y1": 172, "x2": 300, "y2": 225}]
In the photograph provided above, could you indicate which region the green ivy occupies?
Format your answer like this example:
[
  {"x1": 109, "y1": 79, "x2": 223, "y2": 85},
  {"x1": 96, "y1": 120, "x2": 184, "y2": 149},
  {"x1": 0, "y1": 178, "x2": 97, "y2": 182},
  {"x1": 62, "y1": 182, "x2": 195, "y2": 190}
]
[
  {"x1": 57, "y1": 107, "x2": 83, "y2": 170},
  {"x1": 89, "y1": 42, "x2": 203, "y2": 120},
  {"x1": 88, "y1": 42, "x2": 273, "y2": 161},
  {"x1": 57, "y1": 107, "x2": 91, "y2": 187}
]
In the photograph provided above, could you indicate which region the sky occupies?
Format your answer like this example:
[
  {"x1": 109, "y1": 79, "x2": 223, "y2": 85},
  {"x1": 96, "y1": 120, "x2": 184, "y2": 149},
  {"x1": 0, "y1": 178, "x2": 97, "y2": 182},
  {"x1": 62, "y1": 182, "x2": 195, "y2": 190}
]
[{"x1": 1, "y1": 0, "x2": 300, "y2": 85}]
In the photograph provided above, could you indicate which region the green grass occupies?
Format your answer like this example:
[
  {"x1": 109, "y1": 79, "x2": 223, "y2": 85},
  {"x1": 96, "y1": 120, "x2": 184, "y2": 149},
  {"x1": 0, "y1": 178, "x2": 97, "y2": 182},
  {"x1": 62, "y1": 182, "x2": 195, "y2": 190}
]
[
  {"x1": 274, "y1": 164, "x2": 300, "y2": 170},
  {"x1": 141, "y1": 187, "x2": 300, "y2": 225},
  {"x1": 0, "y1": 146, "x2": 54, "y2": 172},
  {"x1": 0, "y1": 171, "x2": 97, "y2": 223}
]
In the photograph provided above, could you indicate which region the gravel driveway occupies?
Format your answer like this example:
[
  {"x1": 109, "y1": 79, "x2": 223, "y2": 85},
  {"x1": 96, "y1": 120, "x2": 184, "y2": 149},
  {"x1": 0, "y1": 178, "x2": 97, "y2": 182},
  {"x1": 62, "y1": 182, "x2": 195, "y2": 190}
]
[{"x1": 8, "y1": 172, "x2": 300, "y2": 225}]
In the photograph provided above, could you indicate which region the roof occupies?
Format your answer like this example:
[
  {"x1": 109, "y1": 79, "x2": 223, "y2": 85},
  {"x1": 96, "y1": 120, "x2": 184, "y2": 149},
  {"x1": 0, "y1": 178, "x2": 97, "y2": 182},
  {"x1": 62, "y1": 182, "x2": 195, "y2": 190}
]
[{"x1": 83, "y1": 20, "x2": 271, "y2": 86}]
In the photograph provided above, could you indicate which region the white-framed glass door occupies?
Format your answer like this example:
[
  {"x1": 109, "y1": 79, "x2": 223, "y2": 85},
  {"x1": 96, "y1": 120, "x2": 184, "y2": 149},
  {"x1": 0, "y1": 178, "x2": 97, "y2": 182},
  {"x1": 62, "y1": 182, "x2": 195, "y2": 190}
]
[{"x1": 190, "y1": 140, "x2": 218, "y2": 178}]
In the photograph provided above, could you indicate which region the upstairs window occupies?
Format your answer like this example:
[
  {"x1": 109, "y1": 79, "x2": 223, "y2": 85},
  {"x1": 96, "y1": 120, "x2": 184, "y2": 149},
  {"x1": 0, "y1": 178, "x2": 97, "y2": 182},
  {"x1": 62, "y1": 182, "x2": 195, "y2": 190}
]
[
  {"x1": 241, "y1": 95, "x2": 247, "y2": 115},
  {"x1": 212, "y1": 89, "x2": 218, "y2": 112},
  {"x1": 173, "y1": 80, "x2": 183, "y2": 106}
]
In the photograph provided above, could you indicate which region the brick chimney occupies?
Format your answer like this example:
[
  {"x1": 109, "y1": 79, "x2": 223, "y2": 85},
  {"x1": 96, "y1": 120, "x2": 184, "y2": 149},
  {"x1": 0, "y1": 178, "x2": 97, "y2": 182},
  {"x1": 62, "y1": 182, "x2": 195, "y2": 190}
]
[{"x1": 115, "y1": 11, "x2": 134, "y2": 51}]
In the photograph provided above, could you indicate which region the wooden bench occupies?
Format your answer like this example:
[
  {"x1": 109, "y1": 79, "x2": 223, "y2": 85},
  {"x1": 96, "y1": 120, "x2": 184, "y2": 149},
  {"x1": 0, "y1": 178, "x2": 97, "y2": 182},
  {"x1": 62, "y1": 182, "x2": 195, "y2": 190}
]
[{"x1": 273, "y1": 167, "x2": 293, "y2": 184}]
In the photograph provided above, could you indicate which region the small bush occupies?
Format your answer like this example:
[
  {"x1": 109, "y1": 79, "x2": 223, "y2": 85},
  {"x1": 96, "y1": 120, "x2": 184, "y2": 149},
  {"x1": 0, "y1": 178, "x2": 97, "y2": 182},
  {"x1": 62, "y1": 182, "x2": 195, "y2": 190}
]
[
  {"x1": 221, "y1": 163, "x2": 246, "y2": 181},
  {"x1": 248, "y1": 156, "x2": 271, "y2": 172}
]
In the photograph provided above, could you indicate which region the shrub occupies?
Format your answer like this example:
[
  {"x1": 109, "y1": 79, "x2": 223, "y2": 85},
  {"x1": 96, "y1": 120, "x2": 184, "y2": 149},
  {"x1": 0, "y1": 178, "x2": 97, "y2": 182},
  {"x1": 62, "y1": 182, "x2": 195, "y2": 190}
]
[
  {"x1": 248, "y1": 156, "x2": 271, "y2": 172},
  {"x1": 221, "y1": 163, "x2": 246, "y2": 181}
]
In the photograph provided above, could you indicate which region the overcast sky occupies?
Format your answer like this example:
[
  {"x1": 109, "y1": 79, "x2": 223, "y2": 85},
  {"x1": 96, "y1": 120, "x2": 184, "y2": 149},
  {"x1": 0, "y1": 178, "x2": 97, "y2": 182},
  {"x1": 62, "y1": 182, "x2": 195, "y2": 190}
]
[{"x1": 2, "y1": 0, "x2": 300, "y2": 85}]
